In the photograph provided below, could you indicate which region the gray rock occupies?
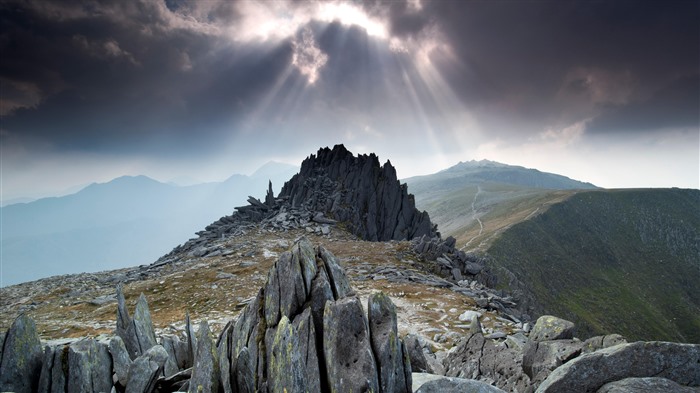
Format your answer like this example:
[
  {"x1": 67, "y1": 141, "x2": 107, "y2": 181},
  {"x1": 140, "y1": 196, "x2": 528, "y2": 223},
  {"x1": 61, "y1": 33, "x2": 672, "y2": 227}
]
[
  {"x1": 504, "y1": 333, "x2": 528, "y2": 351},
  {"x1": 318, "y1": 245, "x2": 354, "y2": 299},
  {"x1": 323, "y1": 296, "x2": 379, "y2": 393},
  {"x1": 536, "y1": 341, "x2": 700, "y2": 393},
  {"x1": 132, "y1": 293, "x2": 158, "y2": 355},
  {"x1": 0, "y1": 314, "x2": 43, "y2": 393},
  {"x1": 189, "y1": 320, "x2": 219, "y2": 393},
  {"x1": 597, "y1": 377, "x2": 700, "y2": 393},
  {"x1": 465, "y1": 262, "x2": 483, "y2": 275},
  {"x1": 37, "y1": 345, "x2": 55, "y2": 393},
  {"x1": 530, "y1": 315, "x2": 576, "y2": 342},
  {"x1": 216, "y1": 272, "x2": 235, "y2": 279},
  {"x1": 522, "y1": 339, "x2": 583, "y2": 385},
  {"x1": 415, "y1": 375, "x2": 507, "y2": 393},
  {"x1": 162, "y1": 334, "x2": 184, "y2": 377},
  {"x1": 368, "y1": 292, "x2": 409, "y2": 393},
  {"x1": 582, "y1": 334, "x2": 627, "y2": 354},
  {"x1": 67, "y1": 339, "x2": 113, "y2": 393},
  {"x1": 444, "y1": 333, "x2": 530, "y2": 392},
  {"x1": 268, "y1": 316, "x2": 306, "y2": 392},
  {"x1": 277, "y1": 251, "x2": 307, "y2": 321},
  {"x1": 126, "y1": 345, "x2": 169, "y2": 393},
  {"x1": 291, "y1": 308, "x2": 321, "y2": 393},
  {"x1": 109, "y1": 335, "x2": 132, "y2": 387},
  {"x1": 404, "y1": 334, "x2": 430, "y2": 373},
  {"x1": 216, "y1": 322, "x2": 233, "y2": 393},
  {"x1": 458, "y1": 310, "x2": 481, "y2": 322},
  {"x1": 234, "y1": 347, "x2": 255, "y2": 393}
]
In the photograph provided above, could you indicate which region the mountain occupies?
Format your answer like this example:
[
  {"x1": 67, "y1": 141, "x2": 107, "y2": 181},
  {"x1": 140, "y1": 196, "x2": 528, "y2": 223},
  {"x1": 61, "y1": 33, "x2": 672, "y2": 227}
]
[
  {"x1": 406, "y1": 160, "x2": 700, "y2": 344},
  {"x1": 0, "y1": 162, "x2": 298, "y2": 286},
  {"x1": 405, "y1": 160, "x2": 597, "y2": 253},
  {"x1": 2, "y1": 146, "x2": 697, "y2": 393},
  {"x1": 487, "y1": 188, "x2": 700, "y2": 343}
]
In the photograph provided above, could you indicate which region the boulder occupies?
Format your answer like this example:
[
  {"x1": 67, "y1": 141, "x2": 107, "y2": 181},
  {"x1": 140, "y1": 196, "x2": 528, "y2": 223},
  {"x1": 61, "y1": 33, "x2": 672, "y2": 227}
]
[
  {"x1": 404, "y1": 334, "x2": 430, "y2": 373},
  {"x1": 0, "y1": 314, "x2": 43, "y2": 393},
  {"x1": 415, "y1": 375, "x2": 507, "y2": 393},
  {"x1": 536, "y1": 341, "x2": 700, "y2": 392},
  {"x1": 522, "y1": 339, "x2": 583, "y2": 385},
  {"x1": 126, "y1": 345, "x2": 169, "y2": 393},
  {"x1": 109, "y1": 335, "x2": 132, "y2": 387},
  {"x1": 582, "y1": 334, "x2": 627, "y2": 354},
  {"x1": 530, "y1": 315, "x2": 576, "y2": 342},
  {"x1": 291, "y1": 308, "x2": 321, "y2": 393},
  {"x1": 188, "y1": 320, "x2": 219, "y2": 393},
  {"x1": 67, "y1": 339, "x2": 113, "y2": 393},
  {"x1": 368, "y1": 292, "x2": 411, "y2": 393},
  {"x1": 267, "y1": 316, "x2": 306, "y2": 392},
  {"x1": 444, "y1": 332, "x2": 530, "y2": 392},
  {"x1": 323, "y1": 296, "x2": 380, "y2": 393},
  {"x1": 597, "y1": 377, "x2": 700, "y2": 393}
]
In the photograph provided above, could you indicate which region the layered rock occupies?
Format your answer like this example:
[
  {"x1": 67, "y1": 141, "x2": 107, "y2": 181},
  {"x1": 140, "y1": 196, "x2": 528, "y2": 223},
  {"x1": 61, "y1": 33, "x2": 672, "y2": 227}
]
[
  {"x1": 279, "y1": 144, "x2": 436, "y2": 241},
  {"x1": 215, "y1": 237, "x2": 412, "y2": 392},
  {"x1": 0, "y1": 314, "x2": 43, "y2": 393}
]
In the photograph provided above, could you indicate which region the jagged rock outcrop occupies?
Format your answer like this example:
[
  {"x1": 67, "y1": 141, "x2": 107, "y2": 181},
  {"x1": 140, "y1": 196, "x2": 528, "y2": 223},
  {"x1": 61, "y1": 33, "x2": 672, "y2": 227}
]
[
  {"x1": 415, "y1": 376, "x2": 507, "y2": 393},
  {"x1": 279, "y1": 144, "x2": 437, "y2": 241},
  {"x1": 215, "y1": 237, "x2": 412, "y2": 392}
]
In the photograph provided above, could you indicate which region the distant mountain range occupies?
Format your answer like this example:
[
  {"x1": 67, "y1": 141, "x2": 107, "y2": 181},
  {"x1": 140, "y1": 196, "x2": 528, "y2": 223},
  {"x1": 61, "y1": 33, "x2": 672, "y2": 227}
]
[
  {"x1": 0, "y1": 162, "x2": 298, "y2": 286},
  {"x1": 406, "y1": 160, "x2": 700, "y2": 343}
]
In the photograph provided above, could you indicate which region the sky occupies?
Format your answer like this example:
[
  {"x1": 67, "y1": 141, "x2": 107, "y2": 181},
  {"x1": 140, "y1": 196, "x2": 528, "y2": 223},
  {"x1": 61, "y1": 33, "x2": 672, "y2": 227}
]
[{"x1": 1, "y1": 0, "x2": 698, "y2": 202}]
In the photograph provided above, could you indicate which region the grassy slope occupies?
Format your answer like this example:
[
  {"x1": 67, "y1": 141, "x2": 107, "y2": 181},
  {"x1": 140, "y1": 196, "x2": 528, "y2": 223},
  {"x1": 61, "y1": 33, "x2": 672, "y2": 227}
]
[
  {"x1": 412, "y1": 181, "x2": 576, "y2": 253},
  {"x1": 486, "y1": 188, "x2": 700, "y2": 343}
]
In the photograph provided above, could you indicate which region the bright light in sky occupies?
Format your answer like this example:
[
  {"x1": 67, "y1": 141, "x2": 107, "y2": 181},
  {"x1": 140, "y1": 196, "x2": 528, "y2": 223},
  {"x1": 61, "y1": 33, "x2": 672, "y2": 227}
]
[{"x1": 1, "y1": 0, "x2": 698, "y2": 202}]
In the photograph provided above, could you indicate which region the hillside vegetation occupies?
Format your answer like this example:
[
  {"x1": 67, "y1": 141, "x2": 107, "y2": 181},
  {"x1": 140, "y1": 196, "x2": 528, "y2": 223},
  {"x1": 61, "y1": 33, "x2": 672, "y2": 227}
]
[
  {"x1": 487, "y1": 188, "x2": 700, "y2": 343},
  {"x1": 406, "y1": 160, "x2": 593, "y2": 252}
]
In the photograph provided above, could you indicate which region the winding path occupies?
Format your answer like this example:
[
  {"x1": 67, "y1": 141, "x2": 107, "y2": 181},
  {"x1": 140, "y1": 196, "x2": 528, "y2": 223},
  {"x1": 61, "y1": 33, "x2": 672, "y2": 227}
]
[{"x1": 460, "y1": 186, "x2": 483, "y2": 250}]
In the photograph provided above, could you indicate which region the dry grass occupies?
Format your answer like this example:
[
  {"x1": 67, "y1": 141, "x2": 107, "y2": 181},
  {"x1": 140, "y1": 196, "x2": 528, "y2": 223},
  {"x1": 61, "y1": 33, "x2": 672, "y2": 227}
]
[{"x1": 1, "y1": 226, "x2": 509, "y2": 348}]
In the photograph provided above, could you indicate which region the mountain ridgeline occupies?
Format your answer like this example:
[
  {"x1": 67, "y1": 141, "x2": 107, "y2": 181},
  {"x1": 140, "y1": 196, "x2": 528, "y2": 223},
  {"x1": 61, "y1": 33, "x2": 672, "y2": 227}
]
[{"x1": 487, "y1": 188, "x2": 700, "y2": 343}]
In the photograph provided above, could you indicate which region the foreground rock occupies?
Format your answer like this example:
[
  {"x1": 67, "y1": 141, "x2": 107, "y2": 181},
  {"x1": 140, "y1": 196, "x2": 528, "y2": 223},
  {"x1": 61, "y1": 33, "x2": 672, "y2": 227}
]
[
  {"x1": 536, "y1": 341, "x2": 700, "y2": 392},
  {"x1": 415, "y1": 376, "x2": 507, "y2": 393},
  {"x1": 216, "y1": 237, "x2": 412, "y2": 392},
  {"x1": 0, "y1": 314, "x2": 43, "y2": 393}
]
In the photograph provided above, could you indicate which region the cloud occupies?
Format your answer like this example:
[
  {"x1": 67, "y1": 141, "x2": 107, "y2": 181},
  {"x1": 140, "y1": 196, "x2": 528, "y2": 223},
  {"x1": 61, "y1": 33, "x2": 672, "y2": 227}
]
[
  {"x1": 292, "y1": 27, "x2": 328, "y2": 84},
  {"x1": 587, "y1": 74, "x2": 700, "y2": 133}
]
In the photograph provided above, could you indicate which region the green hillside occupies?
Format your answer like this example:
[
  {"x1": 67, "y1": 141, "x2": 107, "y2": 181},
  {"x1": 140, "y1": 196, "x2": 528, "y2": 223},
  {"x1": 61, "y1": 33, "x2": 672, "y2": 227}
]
[{"x1": 486, "y1": 188, "x2": 700, "y2": 343}]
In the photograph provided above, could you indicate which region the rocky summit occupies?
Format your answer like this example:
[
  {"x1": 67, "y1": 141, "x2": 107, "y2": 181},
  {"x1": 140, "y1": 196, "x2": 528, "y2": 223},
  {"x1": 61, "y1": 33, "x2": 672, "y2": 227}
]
[
  {"x1": 1, "y1": 145, "x2": 699, "y2": 393},
  {"x1": 279, "y1": 144, "x2": 437, "y2": 241}
]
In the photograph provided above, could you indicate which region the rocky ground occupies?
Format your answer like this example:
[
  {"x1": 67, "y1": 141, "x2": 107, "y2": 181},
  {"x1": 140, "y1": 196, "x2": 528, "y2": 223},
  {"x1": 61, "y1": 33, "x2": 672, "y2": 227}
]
[{"x1": 0, "y1": 225, "x2": 519, "y2": 352}]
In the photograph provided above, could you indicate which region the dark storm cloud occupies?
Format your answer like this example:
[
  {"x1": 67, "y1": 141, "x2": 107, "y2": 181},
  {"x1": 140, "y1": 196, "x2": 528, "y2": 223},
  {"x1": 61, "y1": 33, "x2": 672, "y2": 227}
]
[
  {"x1": 587, "y1": 74, "x2": 700, "y2": 133},
  {"x1": 386, "y1": 0, "x2": 699, "y2": 135},
  {"x1": 0, "y1": 0, "x2": 291, "y2": 154}
]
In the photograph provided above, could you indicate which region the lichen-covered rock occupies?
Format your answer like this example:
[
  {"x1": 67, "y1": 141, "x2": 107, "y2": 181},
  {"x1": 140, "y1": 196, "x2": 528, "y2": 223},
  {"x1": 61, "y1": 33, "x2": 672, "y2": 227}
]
[
  {"x1": 597, "y1": 377, "x2": 699, "y2": 393},
  {"x1": 188, "y1": 320, "x2": 219, "y2": 393},
  {"x1": 415, "y1": 375, "x2": 507, "y2": 393},
  {"x1": 536, "y1": 341, "x2": 700, "y2": 393},
  {"x1": 268, "y1": 316, "x2": 305, "y2": 392},
  {"x1": 530, "y1": 315, "x2": 576, "y2": 342},
  {"x1": 323, "y1": 296, "x2": 380, "y2": 393},
  {"x1": 67, "y1": 339, "x2": 113, "y2": 393},
  {"x1": 234, "y1": 347, "x2": 255, "y2": 393},
  {"x1": 368, "y1": 292, "x2": 410, "y2": 393},
  {"x1": 0, "y1": 314, "x2": 44, "y2": 393},
  {"x1": 37, "y1": 345, "x2": 55, "y2": 393},
  {"x1": 292, "y1": 308, "x2": 321, "y2": 393}
]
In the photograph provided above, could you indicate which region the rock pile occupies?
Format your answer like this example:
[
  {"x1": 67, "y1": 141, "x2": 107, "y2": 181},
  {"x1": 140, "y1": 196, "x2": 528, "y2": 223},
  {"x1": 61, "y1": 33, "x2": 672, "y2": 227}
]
[
  {"x1": 279, "y1": 144, "x2": 437, "y2": 241},
  {"x1": 0, "y1": 238, "x2": 412, "y2": 393},
  {"x1": 438, "y1": 314, "x2": 700, "y2": 393}
]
